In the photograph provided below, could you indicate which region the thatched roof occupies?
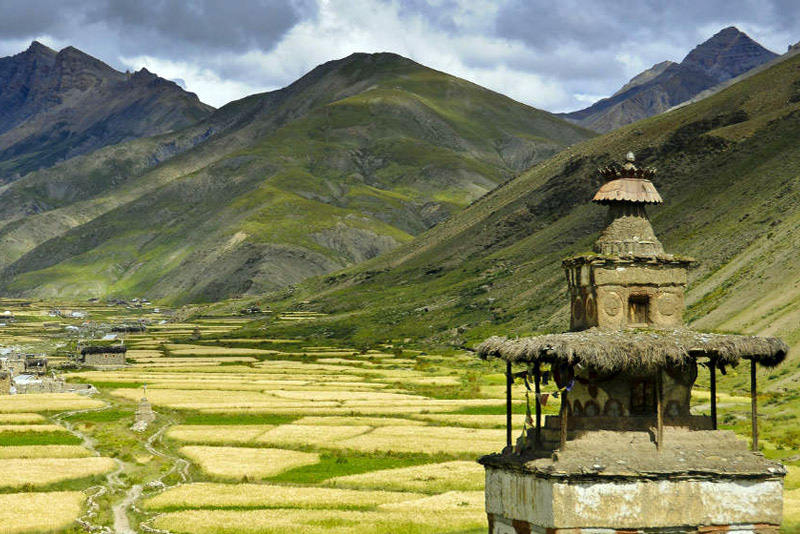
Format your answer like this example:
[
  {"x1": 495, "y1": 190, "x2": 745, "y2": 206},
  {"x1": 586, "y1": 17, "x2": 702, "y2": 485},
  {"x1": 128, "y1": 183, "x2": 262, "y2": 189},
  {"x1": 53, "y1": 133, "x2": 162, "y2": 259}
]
[
  {"x1": 477, "y1": 328, "x2": 788, "y2": 372},
  {"x1": 593, "y1": 178, "x2": 663, "y2": 204},
  {"x1": 111, "y1": 324, "x2": 146, "y2": 333},
  {"x1": 81, "y1": 345, "x2": 128, "y2": 355}
]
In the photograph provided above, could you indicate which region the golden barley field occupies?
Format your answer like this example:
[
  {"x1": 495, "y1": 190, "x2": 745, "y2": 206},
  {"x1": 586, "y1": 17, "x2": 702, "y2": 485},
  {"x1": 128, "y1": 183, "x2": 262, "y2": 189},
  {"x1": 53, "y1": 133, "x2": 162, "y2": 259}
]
[
  {"x1": 167, "y1": 425, "x2": 275, "y2": 444},
  {"x1": 0, "y1": 457, "x2": 116, "y2": 488},
  {"x1": 0, "y1": 491, "x2": 86, "y2": 534},
  {"x1": 179, "y1": 446, "x2": 320, "y2": 479},
  {"x1": 0, "y1": 393, "x2": 104, "y2": 413},
  {"x1": 0, "y1": 413, "x2": 47, "y2": 424},
  {"x1": 152, "y1": 506, "x2": 486, "y2": 534},
  {"x1": 143, "y1": 483, "x2": 427, "y2": 510},
  {"x1": 0, "y1": 445, "x2": 93, "y2": 459},
  {"x1": 324, "y1": 461, "x2": 485, "y2": 493}
]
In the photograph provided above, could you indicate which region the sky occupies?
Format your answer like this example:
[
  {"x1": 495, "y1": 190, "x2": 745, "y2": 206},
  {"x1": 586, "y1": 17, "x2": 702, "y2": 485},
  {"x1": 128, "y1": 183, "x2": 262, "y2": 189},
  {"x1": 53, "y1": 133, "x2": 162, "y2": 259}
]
[{"x1": 1, "y1": 0, "x2": 799, "y2": 112}]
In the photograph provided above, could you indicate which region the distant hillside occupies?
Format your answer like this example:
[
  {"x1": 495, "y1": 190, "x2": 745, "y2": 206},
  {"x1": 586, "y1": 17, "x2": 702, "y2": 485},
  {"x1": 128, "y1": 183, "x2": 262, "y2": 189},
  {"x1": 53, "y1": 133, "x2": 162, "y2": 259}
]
[
  {"x1": 562, "y1": 27, "x2": 777, "y2": 132},
  {"x1": 0, "y1": 52, "x2": 593, "y2": 303},
  {"x1": 262, "y1": 48, "x2": 800, "y2": 370},
  {"x1": 0, "y1": 41, "x2": 214, "y2": 180}
]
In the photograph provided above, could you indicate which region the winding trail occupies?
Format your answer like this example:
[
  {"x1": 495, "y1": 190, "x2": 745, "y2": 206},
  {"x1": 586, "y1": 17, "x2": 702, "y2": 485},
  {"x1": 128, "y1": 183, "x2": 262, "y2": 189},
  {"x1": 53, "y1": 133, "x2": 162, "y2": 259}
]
[
  {"x1": 54, "y1": 400, "x2": 189, "y2": 533},
  {"x1": 117, "y1": 420, "x2": 190, "y2": 534},
  {"x1": 136, "y1": 420, "x2": 191, "y2": 534},
  {"x1": 53, "y1": 402, "x2": 122, "y2": 534}
]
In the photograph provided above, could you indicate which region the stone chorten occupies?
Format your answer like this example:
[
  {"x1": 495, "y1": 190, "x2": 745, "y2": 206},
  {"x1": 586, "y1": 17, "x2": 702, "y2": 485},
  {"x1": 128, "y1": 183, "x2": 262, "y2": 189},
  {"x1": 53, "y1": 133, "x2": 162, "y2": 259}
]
[
  {"x1": 565, "y1": 152, "x2": 691, "y2": 332},
  {"x1": 477, "y1": 154, "x2": 788, "y2": 534}
]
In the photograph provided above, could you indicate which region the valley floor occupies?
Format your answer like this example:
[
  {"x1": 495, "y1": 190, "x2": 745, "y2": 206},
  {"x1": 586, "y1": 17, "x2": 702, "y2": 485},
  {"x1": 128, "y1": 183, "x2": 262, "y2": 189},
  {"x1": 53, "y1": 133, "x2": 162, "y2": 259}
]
[{"x1": 0, "y1": 299, "x2": 797, "y2": 534}]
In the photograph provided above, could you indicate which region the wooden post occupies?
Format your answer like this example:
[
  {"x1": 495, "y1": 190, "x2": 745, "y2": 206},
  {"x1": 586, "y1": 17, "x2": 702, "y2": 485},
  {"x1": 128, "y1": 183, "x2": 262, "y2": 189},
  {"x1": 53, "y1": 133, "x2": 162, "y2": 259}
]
[
  {"x1": 751, "y1": 359, "x2": 759, "y2": 451},
  {"x1": 559, "y1": 390, "x2": 569, "y2": 451},
  {"x1": 533, "y1": 362, "x2": 542, "y2": 448},
  {"x1": 656, "y1": 369, "x2": 664, "y2": 450},
  {"x1": 710, "y1": 357, "x2": 717, "y2": 430},
  {"x1": 506, "y1": 360, "x2": 512, "y2": 449}
]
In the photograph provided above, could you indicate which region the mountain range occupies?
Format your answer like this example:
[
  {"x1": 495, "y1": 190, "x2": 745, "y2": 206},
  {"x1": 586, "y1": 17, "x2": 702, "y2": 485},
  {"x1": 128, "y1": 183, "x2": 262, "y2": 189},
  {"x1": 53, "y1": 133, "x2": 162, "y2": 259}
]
[
  {"x1": 0, "y1": 41, "x2": 213, "y2": 181},
  {"x1": 0, "y1": 47, "x2": 592, "y2": 302},
  {"x1": 562, "y1": 27, "x2": 778, "y2": 132},
  {"x1": 259, "y1": 43, "x2": 800, "y2": 373}
]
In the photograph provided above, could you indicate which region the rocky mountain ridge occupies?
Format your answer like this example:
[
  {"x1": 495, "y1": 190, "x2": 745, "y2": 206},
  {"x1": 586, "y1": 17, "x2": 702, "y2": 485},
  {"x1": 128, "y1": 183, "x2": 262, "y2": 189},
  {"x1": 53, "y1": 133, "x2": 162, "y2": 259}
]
[
  {"x1": 562, "y1": 27, "x2": 777, "y2": 132},
  {"x1": 0, "y1": 41, "x2": 214, "y2": 181}
]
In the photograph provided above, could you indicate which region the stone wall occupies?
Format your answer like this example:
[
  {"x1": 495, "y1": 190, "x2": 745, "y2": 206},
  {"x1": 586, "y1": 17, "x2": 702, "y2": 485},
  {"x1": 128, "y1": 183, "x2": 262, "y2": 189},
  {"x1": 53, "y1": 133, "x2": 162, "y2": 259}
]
[
  {"x1": 565, "y1": 259, "x2": 689, "y2": 330},
  {"x1": 83, "y1": 353, "x2": 126, "y2": 368},
  {"x1": 485, "y1": 468, "x2": 782, "y2": 533}
]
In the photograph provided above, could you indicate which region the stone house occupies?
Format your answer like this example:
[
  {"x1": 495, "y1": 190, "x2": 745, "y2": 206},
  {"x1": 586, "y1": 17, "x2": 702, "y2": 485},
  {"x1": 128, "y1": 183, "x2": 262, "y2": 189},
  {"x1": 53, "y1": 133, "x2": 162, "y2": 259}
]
[{"x1": 80, "y1": 345, "x2": 128, "y2": 368}]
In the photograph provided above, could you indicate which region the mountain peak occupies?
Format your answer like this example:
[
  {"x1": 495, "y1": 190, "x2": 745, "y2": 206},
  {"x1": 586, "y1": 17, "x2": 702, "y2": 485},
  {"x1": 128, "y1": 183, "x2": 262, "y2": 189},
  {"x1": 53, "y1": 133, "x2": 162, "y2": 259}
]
[
  {"x1": 681, "y1": 26, "x2": 777, "y2": 83},
  {"x1": 26, "y1": 41, "x2": 56, "y2": 57},
  {"x1": 716, "y1": 26, "x2": 744, "y2": 37},
  {"x1": 57, "y1": 45, "x2": 92, "y2": 60}
]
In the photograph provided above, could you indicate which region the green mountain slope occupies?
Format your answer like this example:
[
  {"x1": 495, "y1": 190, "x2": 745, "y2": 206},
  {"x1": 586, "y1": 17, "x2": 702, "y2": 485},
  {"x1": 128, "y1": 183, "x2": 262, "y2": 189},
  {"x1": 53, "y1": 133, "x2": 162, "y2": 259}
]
[
  {"x1": 0, "y1": 52, "x2": 593, "y2": 302},
  {"x1": 259, "y1": 50, "x2": 800, "y2": 365}
]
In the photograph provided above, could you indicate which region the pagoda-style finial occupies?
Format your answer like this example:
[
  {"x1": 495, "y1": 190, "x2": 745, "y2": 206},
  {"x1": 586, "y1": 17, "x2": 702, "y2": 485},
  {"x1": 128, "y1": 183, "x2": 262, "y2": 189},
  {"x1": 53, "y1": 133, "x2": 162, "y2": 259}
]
[
  {"x1": 593, "y1": 152, "x2": 661, "y2": 204},
  {"x1": 592, "y1": 152, "x2": 664, "y2": 256},
  {"x1": 623, "y1": 151, "x2": 636, "y2": 171}
]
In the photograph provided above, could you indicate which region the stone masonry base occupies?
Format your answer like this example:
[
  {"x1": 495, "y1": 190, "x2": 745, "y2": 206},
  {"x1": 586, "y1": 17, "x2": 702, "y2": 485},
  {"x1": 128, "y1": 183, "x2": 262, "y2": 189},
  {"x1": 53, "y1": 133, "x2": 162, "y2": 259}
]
[{"x1": 488, "y1": 514, "x2": 780, "y2": 534}]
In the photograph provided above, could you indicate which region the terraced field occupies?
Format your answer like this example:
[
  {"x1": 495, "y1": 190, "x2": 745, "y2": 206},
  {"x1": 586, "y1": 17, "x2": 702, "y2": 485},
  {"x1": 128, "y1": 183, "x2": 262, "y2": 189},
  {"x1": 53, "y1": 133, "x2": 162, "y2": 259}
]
[{"x1": 0, "y1": 299, "x2": 796, "y2": 533}]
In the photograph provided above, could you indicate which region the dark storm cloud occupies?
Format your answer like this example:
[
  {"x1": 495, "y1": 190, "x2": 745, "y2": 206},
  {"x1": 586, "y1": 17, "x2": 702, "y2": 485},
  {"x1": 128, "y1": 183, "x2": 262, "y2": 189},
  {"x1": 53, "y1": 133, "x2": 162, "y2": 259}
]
[
  {"x1": 86, "y1": 0, "x2": 316, "y2": 56},
  {"x1": 0, "y1": 0, "x2": 88, "y2": 37},
  {"x1": 495, "y1": 0, "x2": 798, "y2": 50},
  {"x1": 0, "y1": 0, "x2": 313, "y2": 57}
]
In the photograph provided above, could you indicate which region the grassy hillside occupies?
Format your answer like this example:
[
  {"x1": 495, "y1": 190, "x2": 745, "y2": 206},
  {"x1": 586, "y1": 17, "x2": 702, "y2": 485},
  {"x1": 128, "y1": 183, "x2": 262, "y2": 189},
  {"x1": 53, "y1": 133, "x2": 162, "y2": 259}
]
[
  {"x1": 0, "y1": 52, "x2": 592, "y2": 303},
  {"x1": 253, "y1": 50, "x2": 800, "y2": 369}
]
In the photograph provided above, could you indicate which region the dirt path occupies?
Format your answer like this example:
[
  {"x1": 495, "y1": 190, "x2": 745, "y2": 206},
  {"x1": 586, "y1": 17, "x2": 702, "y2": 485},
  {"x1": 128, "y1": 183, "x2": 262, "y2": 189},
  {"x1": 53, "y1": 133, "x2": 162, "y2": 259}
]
[
  {"x1": 113, "y1": 483, "x2": 142, "y2": 534},
  {"x1": 54, "y1": 399, "x2": 190, "y2": 534},
  {"x1": 136, "y1": 418, "x2": 191, "y2": 534},
  {"x1": 53, "y1": 402, "x2": 122, "y2": 534}
]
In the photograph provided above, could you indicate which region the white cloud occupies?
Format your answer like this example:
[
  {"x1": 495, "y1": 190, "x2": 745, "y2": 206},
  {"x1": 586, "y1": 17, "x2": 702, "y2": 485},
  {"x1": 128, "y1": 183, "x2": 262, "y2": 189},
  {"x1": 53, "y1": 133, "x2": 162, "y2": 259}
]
[
  {"x1": 119, "y1": 55, "x2": 270, "y2": 108},
  {"x1": 148, "y1": 0, "x2": 574, "y2": 111},
  {"x1": 2, "y1": 0, "x2": 799, "y2": 113}
]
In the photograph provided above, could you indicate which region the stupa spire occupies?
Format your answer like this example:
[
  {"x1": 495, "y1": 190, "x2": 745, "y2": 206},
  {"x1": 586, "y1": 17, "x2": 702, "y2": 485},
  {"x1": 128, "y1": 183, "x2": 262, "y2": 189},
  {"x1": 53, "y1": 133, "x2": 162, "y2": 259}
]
[{"x1": 592, "y1": 152, "x2": 664, "y2": 256}]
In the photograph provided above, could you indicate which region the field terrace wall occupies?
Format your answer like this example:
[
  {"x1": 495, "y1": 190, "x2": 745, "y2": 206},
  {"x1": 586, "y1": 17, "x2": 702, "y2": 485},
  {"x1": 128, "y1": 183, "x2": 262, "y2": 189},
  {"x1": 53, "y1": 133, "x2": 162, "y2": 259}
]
[{"x1": 476, "y1": 153, "x2": 788, "y2": 534}]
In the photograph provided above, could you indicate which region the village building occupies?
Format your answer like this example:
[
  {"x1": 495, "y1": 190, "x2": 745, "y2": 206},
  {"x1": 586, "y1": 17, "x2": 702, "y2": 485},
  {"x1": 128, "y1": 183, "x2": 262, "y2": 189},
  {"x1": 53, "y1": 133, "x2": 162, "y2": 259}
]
[
  {"x1": 24, "y1": 356, "x2": 47, "y2": 375},
  {"x1": 0, "y1": 354, "x2": 46, "y2": 376},
  {"x1": 12, "y1": 374, "x2": 64, "y2": 394},
  {"x1": 80, "y1": 345, "x2": 128, "y2": 368},
  {"x1": 111, "y1": 324, "x2": 146, "y2": 334},
  {"x1": 477, "y1": 154, "x2": 787, "y2": 534}
]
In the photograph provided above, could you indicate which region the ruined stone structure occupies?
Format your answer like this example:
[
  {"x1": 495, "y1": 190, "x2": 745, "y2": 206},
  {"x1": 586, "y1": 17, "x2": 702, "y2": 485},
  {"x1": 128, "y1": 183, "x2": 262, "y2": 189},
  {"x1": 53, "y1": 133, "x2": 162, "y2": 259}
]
[
  {"x1": 478, "y1": 154, "x2": 788, "y2": 534},
  {"x1": 1, "y1": 355, "x2": 30, "y2": 376},
  {"x1": 0, "y1": 372, "x2": 10, "y2": 395},
  {"x1": 80, "y1": 345, "x2": 127, "y2": 368},
  {"x1": 132, "y1": 395, "x2": 156, "y2": 432},
  {"x1": 24, "y1": 356, "x2": 47, "y2": 375}
]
